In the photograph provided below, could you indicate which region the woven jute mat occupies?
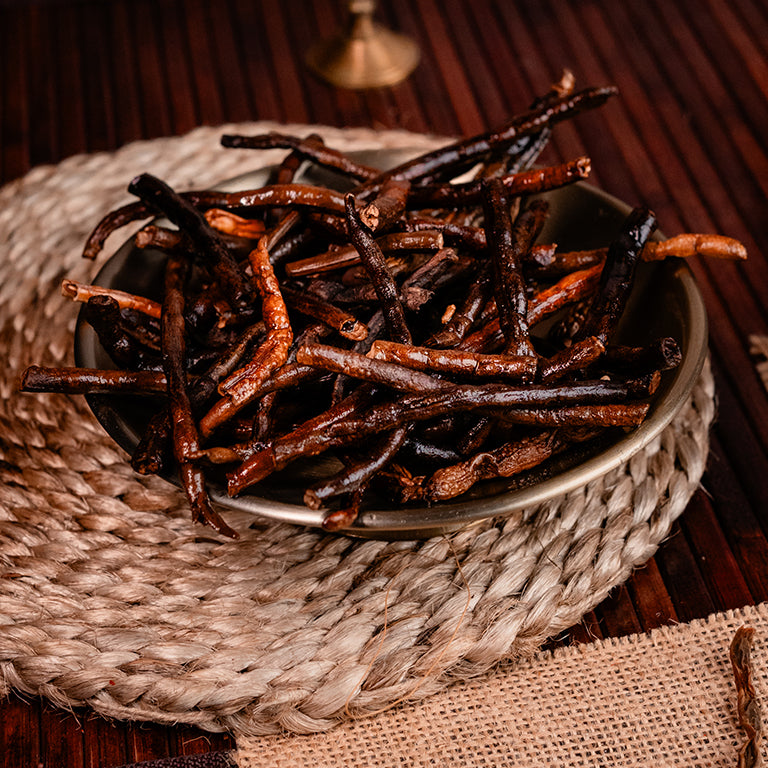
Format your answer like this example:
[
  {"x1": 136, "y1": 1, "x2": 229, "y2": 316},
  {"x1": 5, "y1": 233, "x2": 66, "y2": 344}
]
[{"x1": 0, "y1": 124, "x2": 715, "y2": 736}]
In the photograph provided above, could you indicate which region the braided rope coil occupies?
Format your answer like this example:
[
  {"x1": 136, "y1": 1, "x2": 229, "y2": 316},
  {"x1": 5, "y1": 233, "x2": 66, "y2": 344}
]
[{"x1": 0, "y1": 125, "x2": 714, "y2": 735}]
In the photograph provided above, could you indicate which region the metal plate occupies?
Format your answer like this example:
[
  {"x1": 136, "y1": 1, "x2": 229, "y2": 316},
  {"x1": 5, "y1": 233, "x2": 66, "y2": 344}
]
[{"x1": 74, "y1": 149, "x2": 708, "y2": 538}]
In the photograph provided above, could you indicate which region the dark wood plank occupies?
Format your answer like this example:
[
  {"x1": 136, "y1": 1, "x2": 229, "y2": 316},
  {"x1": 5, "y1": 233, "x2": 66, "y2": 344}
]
[
  {"x1": 258, "y1": 0, "x2": 310, "y2": 124},
  {"x1": 625, "y1": 558, "x2": 678, "y2": 632},
  {"x1": 77, "y1": 0, "x2": 118, "y2": 153},
  {"x1": 653, "y1": 522, "x2": 717, "y2": 623},
  {"x1": 125, "y1": 721, "x2": 173, "y2": 765},
  {"x1": 108, "y1": 0, "x2": 145, "y2": 147},
  {"x1": 389, "y1": 0, "x2": 461, "y2": 137},
  {"x1": 594, "y1": 583, "x2": 644, "y2": 639},
  {"x1": 2, "y1": 695, "x2": 41, "y2": 768},
  {"x1": 39, "y1": 702, "x2": 86, "y2": 768},
  {"x1": 679, "y1": 489, "x2": 756, "y2": 611},
  {"x1": 181, "y1": 0, "x2": 226, "y2": 127},
  {"x1": 567, "y1": 610, "x2": 604, "y2": 647},
  {"x1": 203, "y1": 0, "x2": 254, "y2": 125},
  {"x1": 414, "y1": 0, "x2": 484, "y2": 136},
  {"x1": 82, "y1": 713, "x2": 130, "y2": 768},
  {"x1": 131, "y1": 0, "x2": 174, "y2": 138},
  {"x1": 2, "y1": 6, "x2": 30, "y2": 182},
  {"x1": 156, "y1": 0, "x2": 201, "y2": 135},
  {"x1": 229, "y1": 0, "x2": 283, "y2": 122},
  {"x1": 25, "y1": 5, "x2": 59, "y2": 170},
  {"x1": 284, "y1": 0, "x2": 346, "y2": 128},
  {"x1": 172, "y1": 726, "x2": 235, "y2": 758}
]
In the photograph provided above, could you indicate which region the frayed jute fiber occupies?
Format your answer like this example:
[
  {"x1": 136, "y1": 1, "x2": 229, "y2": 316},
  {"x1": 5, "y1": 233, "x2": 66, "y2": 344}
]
[{"x1": 0, "y1": 125, "x2": 715, "y2": 735}]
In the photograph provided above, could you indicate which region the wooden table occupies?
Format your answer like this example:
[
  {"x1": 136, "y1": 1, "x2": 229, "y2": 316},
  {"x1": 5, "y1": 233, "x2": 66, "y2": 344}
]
[{"x1": 2, "y1": 0, "x2": 768, "y2": 764}]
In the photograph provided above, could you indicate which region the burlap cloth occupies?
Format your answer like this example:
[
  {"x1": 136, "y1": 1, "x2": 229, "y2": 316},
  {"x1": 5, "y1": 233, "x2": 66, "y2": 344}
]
[
  {"x1": 236, "y1": 603, "x2": 768, "y2": 767},
  {"x1": 0, "y1": 124, "x2": 715, "y2": 736}
]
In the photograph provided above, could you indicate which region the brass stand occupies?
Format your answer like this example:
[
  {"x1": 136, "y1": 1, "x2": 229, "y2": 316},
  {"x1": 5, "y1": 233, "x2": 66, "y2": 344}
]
[{"x1": 306, "y1": 0, "x2": 420, "y2": 90}]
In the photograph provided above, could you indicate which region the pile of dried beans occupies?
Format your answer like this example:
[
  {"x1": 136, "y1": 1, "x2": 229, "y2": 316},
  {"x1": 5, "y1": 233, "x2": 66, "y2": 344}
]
[{"x1": 21, "y1": 74, "x2": 746, "y2": 535}]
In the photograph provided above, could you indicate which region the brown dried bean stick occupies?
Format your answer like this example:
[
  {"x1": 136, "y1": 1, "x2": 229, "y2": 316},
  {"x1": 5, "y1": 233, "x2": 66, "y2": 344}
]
[
  {"x1": 268, "y1": 229, "x2": 317, "y2": 268},
  {"x1": 228, "y1": 400, "x2": 651, "y2": 495},
  {"x1": 406, "y1": 157, "x2": 591, "y2": 209},
  {"x1": 20, "y1": 366, "x2": 168, "y2": 395},
  {"x1": 161, "y1": 253, "x2": 195, "y2": 461},
  {"x1": 405, "y1": 219, "x2": 559, "y2": 268},
  {"x1": 427, "y1": 261, "x2": 494, "y2": 348},
  {"x1": 221, "y1": 132, "x2": 381, "y2": 181},
  {"x1": 253, "y1": 390, "x2": 279, "y2": 443},
  {"x1": 281, "y1": 286, "x2": 368, "y2": 341},
  {"x1": 345, "y1": 192, "x2": 412, "y2": 344},
  {"x1": 128, "y1": 174, "x2": 253, "y2": 309},
  {"x1": 529, "y1": 234, "x2": 745, "y2": 279},
  {"x1": 200, "y1": 238, "x2": 293, "y2": 436},
  {"x1": 84, "y1": 295, "x2": 160, "y2": 370},
  {"x1": 360, "y1": 178, "x2": 411, "y2": 232},
  {"x1": 528, "y1": 247, "x2": 604, "y2": 277},
  {"x1": 203, "y1": 208, "x2": 266, "y2": 238},
  {"x1": 538, "y1": 336, "x2": 606, "y2": 383},
  {"x1": 355, "y1": 86, "x2": 616, "y2": 192},
  {"x1": 403, "y1": 218, "x2": 488, "y2": 250},
  {"x1": 644, "y1": 233, "x2": 746, "y2": 261},
  {"x1": 400, "y1": 248, "x2": 461, "y2": 312},
  {"x1": 305, "y1": 211, "x2": 350, "y2": 239},
  {"x1": 271, "y1": 133, "x2": 324, "y2": 190},
  {"x1": 484, "y1": 185, "x2": 547, "y2": 356},
  {"x1": 160, "y1": 252, "x2": 237, "y2": 538},
  {"x1": 227, "y1": 384, "x2": 379, "y2": 473},
  {"x1": 62, "y1": 279, "x2": 162, "y2": 319},
  {"x1": 399, "y1": 437, "x2": 462, "y2": 466},
  {"x1": 330, "y1": 310, "x2": 386, "y2": 405},
  {"x1": 306, "y1": 426, "x2": 409, "y2": 512},
  {"x1": 262, "y1": 209, "x2": 302, "y2": 253},
  {"x1": 134, "y1": 224, "x2": 183, "y2": 251},
  {"x1": 131, "y1": 319, "x2": 270, "y2": 475},
  {"x1": 84, "y1": 184, "x2": 355, "y2": 261},
  {"x1": 424, "y1": 431, "x2": 561, "y2": 501},
  {"x1": 284, "y1": 230, "x2": 445, "y2": 277},
  {"x1": 604, "y1": 337, "x2": 682, "y2": 373},
  {"x1": 730, "y1": 626, "x2": 762, "y2": 768},
  {"x1": 578, "y1": 206, "x2": 657, "y2": 344},
  {"x1": 400, "y1": 247, "x2": 458, "y2": 292},
  {"x1": 227, "y1": 379, "x2": 655, "y2": 493},
  {"x1": 321, "y1": 488, "x2": 366, "y2": 531},
  {"x1": 368, "y1": 340, "x2": 538, "y2": 380},
  {"x1": 460, "y1": 264, "x2": 603, "y2": 352},
  {"x1": 340, "y1": 252, "x2": 426, "y2": 288},
  {"x1": 297, "y1": 341, "x2": 451, "y2": 393},
  {"x1": 83, "y1": 200, "x2": 153, "y2": 259}
]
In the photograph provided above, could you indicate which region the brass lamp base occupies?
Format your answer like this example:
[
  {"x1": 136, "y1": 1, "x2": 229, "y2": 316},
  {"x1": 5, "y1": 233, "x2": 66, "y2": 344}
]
[{"x1": 306, "y1": 1, "x2": 420, "y2": 90}]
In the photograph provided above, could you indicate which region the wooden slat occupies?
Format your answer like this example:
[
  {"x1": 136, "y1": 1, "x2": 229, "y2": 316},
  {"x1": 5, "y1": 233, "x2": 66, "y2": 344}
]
[
  {"x1": 181, "y1": 0, "x2": 226, "y2": 127},
  {"x1": 625, "y1": 558, "x2": 678, "y2": 633},
  {"x1": 593, "y1": 584, "x2": 644, "y2": 639},
  {"x1": 680, "y1": 490, "x2": 756, "y2": 611},
  {"x1": 83, "y1": 714, "x2": 130, "y2": 768},
  {"x1": 156, "y1": 0, "x2": 203, "y2": 135},
  {"x1": 77, "y1": 0, "x2": 117, "y2": 153},
  {"x1": 108, "y1": 0, "x2": 145, "y2": 147},
  {"x1": 131, "y1": 0, "x2": 174, "y2": 138},
  {"x1": 259, "y1": 0, "x2": 309, "y2": 125},
  {"x1": 2, "y1": 695, "x2": 41, "y2": 768},
  {"x1": 653, "y1": 522, "x2": 717, "y2": 623},
  {"x1": 2, "y1": 6, "x2": 30, "y2": 182}
]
